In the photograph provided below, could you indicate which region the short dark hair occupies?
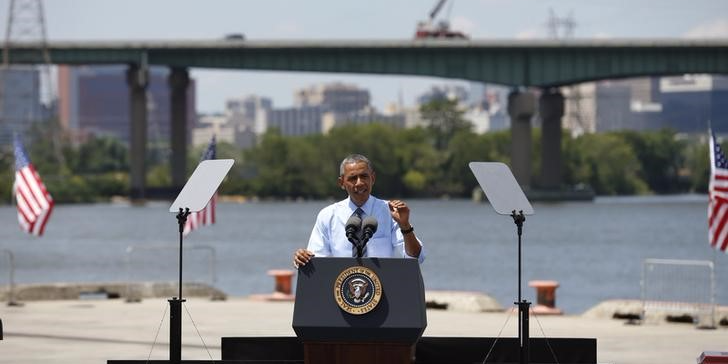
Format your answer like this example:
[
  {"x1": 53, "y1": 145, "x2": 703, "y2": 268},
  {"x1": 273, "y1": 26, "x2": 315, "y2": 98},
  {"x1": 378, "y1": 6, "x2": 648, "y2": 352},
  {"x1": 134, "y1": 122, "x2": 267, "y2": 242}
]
[{"x1": 339, "y1": 154, "x2": 373, "y2": 176}]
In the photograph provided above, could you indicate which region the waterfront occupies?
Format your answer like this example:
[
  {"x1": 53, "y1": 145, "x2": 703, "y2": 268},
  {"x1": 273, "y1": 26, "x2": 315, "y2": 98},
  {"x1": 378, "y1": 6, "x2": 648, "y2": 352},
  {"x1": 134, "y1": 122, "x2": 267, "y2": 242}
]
[{"x1": 0, "y1": 195, "x2": 725, "y2": 314}]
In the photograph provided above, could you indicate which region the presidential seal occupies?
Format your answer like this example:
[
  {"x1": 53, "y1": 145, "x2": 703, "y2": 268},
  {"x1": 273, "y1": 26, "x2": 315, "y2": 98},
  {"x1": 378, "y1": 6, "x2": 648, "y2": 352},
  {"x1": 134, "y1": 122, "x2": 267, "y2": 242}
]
[{"x1": 333, "y1": 266, "x2": 382, "y2": 315}]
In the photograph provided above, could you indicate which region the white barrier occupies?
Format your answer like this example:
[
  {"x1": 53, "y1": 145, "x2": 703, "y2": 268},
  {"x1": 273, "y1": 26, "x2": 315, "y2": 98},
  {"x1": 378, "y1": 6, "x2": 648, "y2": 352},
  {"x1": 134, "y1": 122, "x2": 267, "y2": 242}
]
[{"x1": 641, "y1": 258, "x2": 715, "y2": 327}]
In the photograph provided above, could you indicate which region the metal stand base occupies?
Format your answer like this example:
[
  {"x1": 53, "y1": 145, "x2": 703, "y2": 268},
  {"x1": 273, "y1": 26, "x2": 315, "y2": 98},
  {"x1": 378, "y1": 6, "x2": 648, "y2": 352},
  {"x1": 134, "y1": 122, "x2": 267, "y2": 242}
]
[
  {"x1": 168, "y1": 297, "x2": 185, "y2": 363},
  {"x1": 516, "y1": 300, "x2": 531, "y2": 364}
]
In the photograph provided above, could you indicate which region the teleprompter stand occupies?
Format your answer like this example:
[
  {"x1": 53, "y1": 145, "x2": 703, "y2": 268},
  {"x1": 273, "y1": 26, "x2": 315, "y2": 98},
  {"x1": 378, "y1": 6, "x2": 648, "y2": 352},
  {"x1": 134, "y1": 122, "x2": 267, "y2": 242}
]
[
  {"x1": 470, "y1": 162, "x2": 535, "y2": 364},
  {"x1": 166, "y1": 159, "x2": 233, "y2": 363}
]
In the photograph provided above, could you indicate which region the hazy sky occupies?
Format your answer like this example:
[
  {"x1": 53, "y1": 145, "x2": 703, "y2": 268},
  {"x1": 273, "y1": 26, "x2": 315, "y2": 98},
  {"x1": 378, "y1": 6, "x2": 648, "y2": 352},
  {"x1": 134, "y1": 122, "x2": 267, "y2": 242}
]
[{"x1": 3, "y1": 0, "x2": 728, "y2": 112}]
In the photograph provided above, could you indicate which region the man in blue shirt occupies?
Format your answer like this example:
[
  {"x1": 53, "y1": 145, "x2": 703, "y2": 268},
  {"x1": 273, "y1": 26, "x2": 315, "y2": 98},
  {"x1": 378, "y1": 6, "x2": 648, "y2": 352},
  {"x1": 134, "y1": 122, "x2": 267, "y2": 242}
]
[{"x1": 293, "y1": 154, "x2": 424, "y2": 267}]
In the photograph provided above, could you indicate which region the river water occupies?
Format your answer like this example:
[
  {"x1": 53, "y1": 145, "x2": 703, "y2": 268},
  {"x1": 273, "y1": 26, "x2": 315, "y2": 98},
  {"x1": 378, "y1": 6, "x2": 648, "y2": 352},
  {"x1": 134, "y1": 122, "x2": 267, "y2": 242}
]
[{"x1": 0, "y1": 195, "x2": 725, "y2": 314}]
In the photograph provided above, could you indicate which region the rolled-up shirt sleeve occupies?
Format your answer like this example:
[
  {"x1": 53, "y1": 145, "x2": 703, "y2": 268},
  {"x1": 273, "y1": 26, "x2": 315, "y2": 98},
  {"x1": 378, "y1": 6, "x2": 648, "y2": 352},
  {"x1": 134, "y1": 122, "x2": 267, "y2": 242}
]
[
  {"x1": 392, "y1": 221, "x2": 425, "y2": 264},
  {"x1": 306, "y1": 210, "x2": 331, "y2": 257}
]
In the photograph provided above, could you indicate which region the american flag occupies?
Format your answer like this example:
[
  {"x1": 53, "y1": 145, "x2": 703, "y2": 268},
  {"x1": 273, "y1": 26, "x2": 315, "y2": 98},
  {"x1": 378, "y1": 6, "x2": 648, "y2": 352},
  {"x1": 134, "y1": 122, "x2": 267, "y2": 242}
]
[
  {"x1": 13, "y1": 135, "x2": 54, "y2": 236},
  {"x1": 708, "y1": 130, "x2": 728, "y2": 252},
  {"x1": 183, "y1": 136, "x2": 217, "y2": 236}
]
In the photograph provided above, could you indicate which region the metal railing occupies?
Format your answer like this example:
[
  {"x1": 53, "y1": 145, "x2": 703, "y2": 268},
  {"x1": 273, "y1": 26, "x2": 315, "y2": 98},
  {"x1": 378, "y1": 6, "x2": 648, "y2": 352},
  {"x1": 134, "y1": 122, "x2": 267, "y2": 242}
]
[
  {"x1": 641, "y1": 258, "x2": 715, "y2": 327},
  {"x1": 0, "y1": 249, "x2": 19, "y2": 306},
  {"x1": 124, "y1": 244, "x2": 217, "y2": 301}
]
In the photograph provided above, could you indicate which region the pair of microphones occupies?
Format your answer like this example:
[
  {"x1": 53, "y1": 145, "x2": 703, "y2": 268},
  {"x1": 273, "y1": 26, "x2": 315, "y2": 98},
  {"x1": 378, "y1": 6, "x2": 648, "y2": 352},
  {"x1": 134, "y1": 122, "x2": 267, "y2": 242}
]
[{"x1": 345, "y1": 214, "x2": 378, "y2": 258}]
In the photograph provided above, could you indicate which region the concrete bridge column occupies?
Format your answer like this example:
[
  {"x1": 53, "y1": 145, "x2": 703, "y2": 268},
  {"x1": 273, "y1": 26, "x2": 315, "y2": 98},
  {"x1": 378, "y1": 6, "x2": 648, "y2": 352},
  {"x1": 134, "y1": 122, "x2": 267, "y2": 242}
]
[
  {"x1": 539, "y1": 90, "x2": 565, "y2": 190},
  {"x1": 168, "y1": 67, "x2": 189, "y2": 191},
  {"x1": 508, "y1": 90, "x2": 536, "y2": 189},
  {"x1": 126, "y1": 64, "x2": 148, "y2": 201}
]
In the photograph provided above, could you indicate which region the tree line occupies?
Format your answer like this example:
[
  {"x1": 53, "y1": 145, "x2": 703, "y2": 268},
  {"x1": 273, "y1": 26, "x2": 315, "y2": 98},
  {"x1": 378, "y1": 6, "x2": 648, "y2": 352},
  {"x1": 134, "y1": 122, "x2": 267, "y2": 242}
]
[{"x1": 0, "y1": 99, "x2": 714, "y2": 203}]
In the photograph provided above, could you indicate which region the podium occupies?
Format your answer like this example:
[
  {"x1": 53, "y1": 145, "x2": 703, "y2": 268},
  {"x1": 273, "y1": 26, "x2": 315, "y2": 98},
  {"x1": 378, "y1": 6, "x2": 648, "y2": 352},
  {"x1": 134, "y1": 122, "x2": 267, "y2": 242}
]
[{"x1": 293, "y1": 257, "x2": 427, "y2": 364}]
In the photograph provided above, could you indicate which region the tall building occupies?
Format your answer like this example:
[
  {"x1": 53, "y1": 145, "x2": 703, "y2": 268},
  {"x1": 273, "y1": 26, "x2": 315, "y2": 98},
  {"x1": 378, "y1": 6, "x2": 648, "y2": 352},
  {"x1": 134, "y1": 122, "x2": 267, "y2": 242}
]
[
  {"x1": 561, "y1": 83, "x2": 597, "y2": 136},
  {"x1": 264, "y1": 83, "x2": 373, "y2": 137},
  {"x1": 484, "y1": 89, "x2": 509, "y2": 132},
  {"x1": 295, "y1": 82, "x2": 370, "y2": 113},
  {"x1": 659, "y1": 75, "x2": 728, "y2": 133},
  {"x1": 268, "y1": 106, "x2": 326, "y2": 136},
  {"x1": 592, "y1": 75, "x2": 728, "y2": 133},
  {"x1": 58, "y1": 65, "x2": 196, "y2": 144},
  {"x1": 0, "y1": 67, "x2": 44, "y2": 145},
  {"x1": 595, "y1": 78, "x2": 661, "y2": 132},
  {"x1": 322, "y1": 106, "x2": 405, "y2": 133},
  {"x1": 226, "y1": 95, "x2": 272, "y2": 135},
  {"x1": 192, "y1": 113, "x2": 235, "y2": 146},
  {"x1": 192, "y1": 95, "x2": 270, "y2": 149},
  {"x1": 467, "y1": 82, "x2": 488, "y2": 107}
]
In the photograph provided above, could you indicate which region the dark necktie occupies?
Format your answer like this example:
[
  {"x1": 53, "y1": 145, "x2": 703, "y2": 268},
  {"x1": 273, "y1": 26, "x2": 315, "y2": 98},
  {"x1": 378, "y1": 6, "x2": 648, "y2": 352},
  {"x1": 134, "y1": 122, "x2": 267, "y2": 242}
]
[{"x1": 352, "y1": 208, "x2": 365, "y2": 257}]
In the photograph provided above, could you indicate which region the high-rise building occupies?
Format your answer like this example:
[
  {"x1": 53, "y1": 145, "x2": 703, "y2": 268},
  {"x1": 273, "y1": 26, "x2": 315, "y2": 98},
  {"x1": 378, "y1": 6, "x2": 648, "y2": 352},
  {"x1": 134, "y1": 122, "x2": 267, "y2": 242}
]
[
  {"x1": 57, "y1": 65, "x2": 196, "y2": 144},
  {"x1": 268, "y1": 106, "x2": 326, "y2": 136},
  {"x1": 595, "y1": 78, "x2": 661, "y2": 132},
  {"x1": 561, "y1": 83, "x2": 597, "y2": 136},
  {"x1": 192, "y1": 95, "x2": 271, "y2": 149},
  {"x1": 484, "y1": 89, "x2": 509, "y2": 132},
  {"x1": 295, "y1": 82, "x2": 370, "y2": 113},
  {"x1": 322, "y1": 106, "x2": 405, "y2": 133},
  {"x1": 659, "y1": 75, "x2": 728, "y2": 133},
  {"x1": 592, "y1": 75, "x2": 728, "y2": 133},
  {"x1": 226, "y1": 95, "x2": 272, "y2": 135},
  {"x1": 263, "y1": 83, "x2": 374, "y2": 137},
  {"x1": 0, "y1": 66, "x2": 44, "y2": 145}
]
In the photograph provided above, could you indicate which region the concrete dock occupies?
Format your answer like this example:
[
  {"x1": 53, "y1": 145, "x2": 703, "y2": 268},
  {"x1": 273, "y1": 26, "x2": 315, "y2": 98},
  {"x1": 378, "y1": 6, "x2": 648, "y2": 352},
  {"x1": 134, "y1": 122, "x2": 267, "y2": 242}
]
[{"x1": 1, "y1": 297, "x2": 726, "y2": 364}]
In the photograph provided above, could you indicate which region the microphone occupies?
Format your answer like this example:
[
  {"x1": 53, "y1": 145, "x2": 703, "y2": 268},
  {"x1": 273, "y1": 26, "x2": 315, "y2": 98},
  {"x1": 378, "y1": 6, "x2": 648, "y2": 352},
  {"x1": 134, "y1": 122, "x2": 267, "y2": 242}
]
[
  {"x1": 361, "y1": 216, "x2": 378, "y2": 245},
  {"x1": 345, "y1": 215, "x2": 362, "y2": 246}
]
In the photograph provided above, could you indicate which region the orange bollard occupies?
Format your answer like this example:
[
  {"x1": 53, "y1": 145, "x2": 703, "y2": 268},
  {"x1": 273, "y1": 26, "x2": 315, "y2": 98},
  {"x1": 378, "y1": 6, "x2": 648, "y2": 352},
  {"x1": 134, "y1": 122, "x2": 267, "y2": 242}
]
[
  {"x1": 528, "y1": 280, "x2": 563, "y2": 315},
  {"x1": 268, "y1": 269, "x2": 294, "y2": 295},
  {"x1": 249, "y1": 269, "x2": 296, "y2": 302},
  {"x1": 250, "y1": 269, "x2": 296, "y2": 301}
]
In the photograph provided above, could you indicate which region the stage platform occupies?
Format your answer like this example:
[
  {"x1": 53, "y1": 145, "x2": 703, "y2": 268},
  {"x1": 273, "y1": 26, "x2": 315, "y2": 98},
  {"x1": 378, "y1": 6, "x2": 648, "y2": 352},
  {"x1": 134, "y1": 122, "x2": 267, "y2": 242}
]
[
  {"x1": 2, "y1": 297, "x2": 725, "y2": 364},
  {"x1": 108, "y1": 336, "x2": 595, "y2": 363}
]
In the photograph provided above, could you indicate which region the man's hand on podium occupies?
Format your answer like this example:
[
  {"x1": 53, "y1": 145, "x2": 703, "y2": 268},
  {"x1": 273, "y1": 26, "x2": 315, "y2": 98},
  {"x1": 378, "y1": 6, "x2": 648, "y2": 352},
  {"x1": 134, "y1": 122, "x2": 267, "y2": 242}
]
[{"x1": 293, "y1": 249, "x2": 314, "y2": 268}]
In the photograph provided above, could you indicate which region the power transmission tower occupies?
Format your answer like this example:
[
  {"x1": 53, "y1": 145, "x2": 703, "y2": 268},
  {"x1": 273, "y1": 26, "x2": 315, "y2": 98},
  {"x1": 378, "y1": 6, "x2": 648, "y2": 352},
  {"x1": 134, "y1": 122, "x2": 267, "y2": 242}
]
[
  {"x1": 2, "y1": 0, "x2": 63, "y2": 162},
  {"x1": 545, "y1": 9, "x2": 590, "y2": 136},
  {"x1": 546, "y1": 8, "x2": 576, "y2": 40},
  {"x1": 3, "y1": 0, "x2": 54, "y2": 105}
]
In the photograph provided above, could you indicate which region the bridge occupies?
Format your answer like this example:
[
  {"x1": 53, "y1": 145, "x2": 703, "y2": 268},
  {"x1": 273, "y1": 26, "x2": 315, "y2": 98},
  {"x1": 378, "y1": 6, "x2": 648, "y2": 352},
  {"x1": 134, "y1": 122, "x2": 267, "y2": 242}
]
[{"x1": 4, "y1": 39, "x2": 728, "y2": 197}]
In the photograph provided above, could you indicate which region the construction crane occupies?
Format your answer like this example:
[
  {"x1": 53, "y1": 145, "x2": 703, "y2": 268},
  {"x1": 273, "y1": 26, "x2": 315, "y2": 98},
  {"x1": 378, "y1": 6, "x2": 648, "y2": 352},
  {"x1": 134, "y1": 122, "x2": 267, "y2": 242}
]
[{"x1": 414, "y1": 0, "x2": 468, "y2": 39}]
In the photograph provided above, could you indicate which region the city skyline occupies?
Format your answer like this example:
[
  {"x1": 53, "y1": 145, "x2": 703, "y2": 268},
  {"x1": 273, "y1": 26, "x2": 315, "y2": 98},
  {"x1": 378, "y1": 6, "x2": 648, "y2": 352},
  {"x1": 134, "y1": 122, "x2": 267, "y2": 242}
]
[{"x1": 2, "y1": 0, "x2": 727, "y2": 112}]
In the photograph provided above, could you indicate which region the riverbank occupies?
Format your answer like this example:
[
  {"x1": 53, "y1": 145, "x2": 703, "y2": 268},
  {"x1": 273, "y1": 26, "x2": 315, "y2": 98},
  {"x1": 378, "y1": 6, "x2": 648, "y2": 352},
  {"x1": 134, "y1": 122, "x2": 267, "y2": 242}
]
[
  {"x1": 1, "y1": 296, "x2": 726, "y2": 364},
  {"x1": 3, "y1": 282, "x2": 728, "y2": 322}
]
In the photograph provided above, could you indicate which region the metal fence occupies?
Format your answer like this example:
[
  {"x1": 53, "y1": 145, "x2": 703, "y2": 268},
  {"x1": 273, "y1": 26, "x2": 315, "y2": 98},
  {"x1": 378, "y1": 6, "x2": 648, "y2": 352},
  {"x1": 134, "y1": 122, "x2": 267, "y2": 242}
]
[
  {"x1": 0, "y1": 249, "x2": 18, "y2": 305},
  {"x1": 641, "y1": 258, "x2": 715, "y2": 327}
]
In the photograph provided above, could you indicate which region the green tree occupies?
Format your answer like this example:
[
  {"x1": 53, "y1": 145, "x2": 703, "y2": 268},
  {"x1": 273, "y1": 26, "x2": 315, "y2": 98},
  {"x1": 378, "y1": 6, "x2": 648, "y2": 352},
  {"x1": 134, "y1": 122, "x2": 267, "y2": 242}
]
[
  {"x1": 73, "y1": 136, "x2": 128, "y2": 173},
  {"x1": 419, "y1": 99, "x2": 472, "y2": 150},
  {"x1": 323, "y1": 124, "x2": 404, "y2": 198},
  {"x1": 574, "y1": 133, "x2": 649, "y2": 195},
  {"x1": 0, "y1": 146, "x2": 13, "y2": 203},
  {"x1": 684, "y1": 139, "x2": 710, "y2": 193},
  {"x1": 441, "y1": 129, "x2": 486, "y2": 196},
  {"x1": 244, "y1": 129, "x2": 292, "y2": 197},
  {"x1": 617, "y1": 129, "x2": 687, "y2": 194},
  {"x1": 394, "y1": 127, "x2": 440, "y2": 196}
]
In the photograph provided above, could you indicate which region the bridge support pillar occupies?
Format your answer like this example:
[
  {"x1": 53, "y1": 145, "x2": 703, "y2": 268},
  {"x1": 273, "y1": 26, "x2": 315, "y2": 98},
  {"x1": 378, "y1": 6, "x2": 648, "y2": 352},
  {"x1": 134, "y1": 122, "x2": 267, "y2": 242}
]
[
  {"x1": 126, "y1": 64, "x2": 149, "y2": 201},
  {"x1": 508, "y1": 90, "x2": 536, "y2": 189},
  {"x1": 169, "y1": 67, "x2": 189, "y2": 191},
  {"x1": 539, "y1": 90, "x2": 564, "y2": 190}
]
